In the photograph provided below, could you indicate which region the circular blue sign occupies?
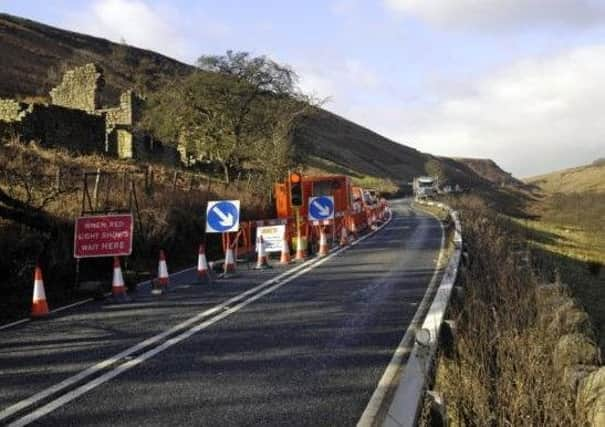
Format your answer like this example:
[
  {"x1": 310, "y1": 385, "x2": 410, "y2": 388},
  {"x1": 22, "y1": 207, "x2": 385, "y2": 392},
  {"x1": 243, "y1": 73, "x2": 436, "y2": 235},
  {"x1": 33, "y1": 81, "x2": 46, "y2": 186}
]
[
  {"x1": 207, "y1": 201, "x2": 240, "y2": 233},
  {"x1": 309, "y1": 196, "x2": 334, "y2": 220}
]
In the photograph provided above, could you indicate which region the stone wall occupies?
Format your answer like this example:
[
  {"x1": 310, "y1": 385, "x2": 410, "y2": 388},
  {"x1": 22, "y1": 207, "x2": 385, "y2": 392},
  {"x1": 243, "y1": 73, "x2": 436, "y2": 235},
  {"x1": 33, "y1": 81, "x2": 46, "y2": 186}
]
[
  {"x1": 103, "y1": 90, "x2": 141, "y2": 127},
  {"x1": 102, "y1": 90, "x2": 146, "y2": 160},
  {"x1": 105, "y1": 130, "x2": 179, "y2": 165},
  {"x1": 1, "y1": 63, "x2": 179, "y2": 166},
  {"x1": 26, "y1": 104, "x2": 105, "y2": 153},
  {"x1": 50, "y1": 63, "x2": 103, "y2": 112},
  {"x1": 0, "y1": 101, "x2": 105, "y2": 153},
  {"x1": 0, "y1": 99, "x2": 31, "y2": 122}
]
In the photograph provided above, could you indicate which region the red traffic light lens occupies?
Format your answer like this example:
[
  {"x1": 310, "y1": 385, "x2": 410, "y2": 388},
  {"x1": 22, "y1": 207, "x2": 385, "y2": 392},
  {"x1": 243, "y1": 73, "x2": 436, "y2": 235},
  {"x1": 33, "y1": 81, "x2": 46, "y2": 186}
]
[{"x1": 290, "y1": 173, "x2": 301, "y2": 184}]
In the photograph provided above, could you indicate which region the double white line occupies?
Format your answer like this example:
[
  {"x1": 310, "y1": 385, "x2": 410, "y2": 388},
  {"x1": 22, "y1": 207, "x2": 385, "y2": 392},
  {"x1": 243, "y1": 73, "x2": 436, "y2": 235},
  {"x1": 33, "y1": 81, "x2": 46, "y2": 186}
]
[{"x1": 2, "y1": 215, "x2": 392, "y2": 426}]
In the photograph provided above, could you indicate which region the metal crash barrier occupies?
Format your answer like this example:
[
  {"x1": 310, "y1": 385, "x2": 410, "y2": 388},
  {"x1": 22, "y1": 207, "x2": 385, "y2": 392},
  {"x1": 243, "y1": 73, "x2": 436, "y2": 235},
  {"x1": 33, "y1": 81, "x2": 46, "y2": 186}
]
[{"x1": 382, "y1": 200, "x2": 462, "y2": 427}]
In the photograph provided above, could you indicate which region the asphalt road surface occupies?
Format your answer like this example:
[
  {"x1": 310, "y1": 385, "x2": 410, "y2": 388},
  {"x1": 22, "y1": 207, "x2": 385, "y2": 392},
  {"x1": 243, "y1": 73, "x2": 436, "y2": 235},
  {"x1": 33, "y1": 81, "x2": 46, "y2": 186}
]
[{"x1": 0, "y1": 198, "x2": 444, "y2": 426}]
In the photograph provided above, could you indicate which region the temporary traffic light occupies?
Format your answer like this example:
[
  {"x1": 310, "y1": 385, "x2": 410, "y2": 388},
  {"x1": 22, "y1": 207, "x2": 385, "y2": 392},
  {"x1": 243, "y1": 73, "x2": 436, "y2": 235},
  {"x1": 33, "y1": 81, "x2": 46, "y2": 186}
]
[{"x1": 289, "y1": 172, "x2": 303, "y2": 207}]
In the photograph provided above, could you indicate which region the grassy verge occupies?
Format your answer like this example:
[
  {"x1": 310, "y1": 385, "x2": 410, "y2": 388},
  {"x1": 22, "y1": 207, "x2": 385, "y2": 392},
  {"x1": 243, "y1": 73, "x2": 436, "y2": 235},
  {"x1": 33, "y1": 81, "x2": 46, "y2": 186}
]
[
  {"x1": 428, "y1": 195, "x2": 583, "y2": 425},
  {"x1": 511, "y1": 217, "x2": 605, "y2": 353}
]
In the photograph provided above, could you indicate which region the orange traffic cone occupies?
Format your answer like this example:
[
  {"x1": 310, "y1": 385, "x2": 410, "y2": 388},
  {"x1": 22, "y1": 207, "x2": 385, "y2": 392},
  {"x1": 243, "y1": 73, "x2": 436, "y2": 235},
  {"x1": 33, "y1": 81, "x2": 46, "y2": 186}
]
[
  {"x1": 294, "y1": 234, "x2": 306, "y2": 261},
  {"x1": 31, "y1": 265, "x2": 49, "y2": 318},
  {"x1": 351, "y1": 218, "x2": 357, "y2": 239},
  {"x1": 254, "y1": 236, "x2": 271, "y2": 270},
  {"x1": 340, "y1": 225, "x2": 349, "y2": 246},
  {"x1": 158, "y1": 250, "x2": 169, "y2": 288},
  {"x1": 197, "y1": 244, "x2": 209, "y2": 281},
  {"x1": 224, "y1": 246, "x2": 236, "y2": 274},
  {"x1": 280, "y1": 232, "x2": 291, "y2": 264},
  {"x1": 318, "y1": 227, "x2": 329, "y2": 256},
  {"x1": 111, "y1": 257, "x2": 131, "y2": 302}
]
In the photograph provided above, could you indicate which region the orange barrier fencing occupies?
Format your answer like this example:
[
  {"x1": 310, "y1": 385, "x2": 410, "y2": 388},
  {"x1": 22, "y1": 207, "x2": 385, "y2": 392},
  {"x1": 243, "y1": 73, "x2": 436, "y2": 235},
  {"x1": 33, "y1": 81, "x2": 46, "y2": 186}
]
[{"x1": 218, "y1": 204, "x2": 387, "y2": 260}]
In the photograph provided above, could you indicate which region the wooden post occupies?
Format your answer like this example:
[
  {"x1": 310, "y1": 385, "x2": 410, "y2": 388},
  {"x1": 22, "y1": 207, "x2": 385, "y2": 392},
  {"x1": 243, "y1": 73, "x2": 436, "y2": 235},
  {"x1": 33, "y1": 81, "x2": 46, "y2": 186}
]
[
  {"x1": 173, "y1": 171, "x2": 178, "y2": 191},
  {"x1": 55, "y1": 168, "x2": 62, "y2": 192},
  {"x1": 92, "y1": 168, "x2": 101, "y2": 211}
]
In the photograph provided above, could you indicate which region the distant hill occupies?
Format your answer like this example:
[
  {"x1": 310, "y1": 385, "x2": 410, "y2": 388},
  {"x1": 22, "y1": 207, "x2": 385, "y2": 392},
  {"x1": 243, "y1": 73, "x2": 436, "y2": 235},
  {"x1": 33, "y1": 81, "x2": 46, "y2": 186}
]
[
  {"x1": 0, "y1": 13, "x2": 509, "y2": 190},
  {"x1": 455, "y1": 158, "x2": 523, "y2": 187},
  {"x1": 526, "y1": 161, "x2": 605, "y2": 194},
  {"x1": 295, "y1": 110, "x2": 427, "y2": 184}
]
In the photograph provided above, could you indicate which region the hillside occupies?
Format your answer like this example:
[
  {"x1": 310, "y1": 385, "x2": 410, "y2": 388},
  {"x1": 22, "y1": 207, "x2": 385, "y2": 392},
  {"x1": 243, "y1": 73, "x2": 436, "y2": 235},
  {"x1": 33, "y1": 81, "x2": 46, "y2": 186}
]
[
  {"x1": 0, "y1": 13, "x2": 192, "y2": 105},
  {"x1": 526, "y1": 160, "x2": 605, "y2": 194},
  {"x1": 455, "y1": 157, "x2": 522, "y2": 186},
  {"x1": 0, "y1": 12, "x2": 506, "y2": 190}
]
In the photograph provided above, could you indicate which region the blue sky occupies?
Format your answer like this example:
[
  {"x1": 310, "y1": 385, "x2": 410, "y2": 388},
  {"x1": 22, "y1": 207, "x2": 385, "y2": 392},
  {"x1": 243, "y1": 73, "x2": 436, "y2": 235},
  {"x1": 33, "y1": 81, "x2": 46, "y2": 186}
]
[{"x1": 2, "y1": 0, "x2": 605, "y2": 177}]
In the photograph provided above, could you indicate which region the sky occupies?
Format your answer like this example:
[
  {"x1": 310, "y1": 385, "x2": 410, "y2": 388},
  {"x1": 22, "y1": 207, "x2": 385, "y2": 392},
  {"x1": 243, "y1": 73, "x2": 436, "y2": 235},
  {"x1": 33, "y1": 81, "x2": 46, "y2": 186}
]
[{"x1": 2, "y1": 0, "x2": 605, "y2": 177}]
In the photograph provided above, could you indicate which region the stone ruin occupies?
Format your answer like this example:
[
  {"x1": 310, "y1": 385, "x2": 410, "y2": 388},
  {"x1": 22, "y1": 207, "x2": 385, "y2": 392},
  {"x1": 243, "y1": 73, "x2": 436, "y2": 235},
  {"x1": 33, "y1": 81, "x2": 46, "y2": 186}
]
[
  {"x1": 50, "y1": 63, "x2": 104, "y2": 112},
  {"x1": 0, "y1": 63, "x2": 178, "y2": 164}
]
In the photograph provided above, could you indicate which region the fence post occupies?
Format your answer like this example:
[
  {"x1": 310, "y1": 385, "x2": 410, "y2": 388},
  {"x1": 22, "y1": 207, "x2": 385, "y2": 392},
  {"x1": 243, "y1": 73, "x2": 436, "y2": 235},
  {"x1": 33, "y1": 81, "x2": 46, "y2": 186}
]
[
  {"x1": 55, "y1": 167, "x2": 62, "y2": 192},
  {"x1": 92, "y1": 168, "x2": 101, "y2": 210}
]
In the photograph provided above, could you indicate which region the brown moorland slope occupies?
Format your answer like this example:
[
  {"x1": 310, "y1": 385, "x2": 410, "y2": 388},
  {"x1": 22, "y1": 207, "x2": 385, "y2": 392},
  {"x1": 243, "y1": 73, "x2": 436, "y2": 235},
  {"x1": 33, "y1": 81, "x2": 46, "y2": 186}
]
[
  {"x1": 0, "y1": 13, "x2": 192, "y2": 104},
  {"x1": 0, "y1": 13, "x2": 512, "y2": 190},
  {"x1": 455, "y1": 157, "x2": 523, "y2": 187}
]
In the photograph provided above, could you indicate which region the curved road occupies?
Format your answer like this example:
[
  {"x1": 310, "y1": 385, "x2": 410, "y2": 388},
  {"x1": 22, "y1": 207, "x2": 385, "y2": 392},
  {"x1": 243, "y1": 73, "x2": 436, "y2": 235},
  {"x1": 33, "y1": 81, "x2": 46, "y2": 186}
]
[{"x1": 0, "y1": 199, "x2": 443, "y2": 426}]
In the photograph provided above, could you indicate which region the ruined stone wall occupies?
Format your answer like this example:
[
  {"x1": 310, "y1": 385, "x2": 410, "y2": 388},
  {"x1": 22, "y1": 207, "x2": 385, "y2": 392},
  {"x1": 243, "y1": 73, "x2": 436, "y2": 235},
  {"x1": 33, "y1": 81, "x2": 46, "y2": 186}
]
[
  {"x1": 50, "y1": 63, "x2": 103, "y2": 112},
  {"x1": 0, "y1": 100, "x2": 105, "y2": 153},
  {"x1": 102, "y1": 90, "x2": 146, "y2": 160},
  {"x1": 23, "y1": 104, "x2": 105, "y2": 153},
  {"x1": 105, "y1": 130, "x2": 178, "y2": 165},
  {"x1": 0, "y1": 99, "x2": 31, "y2": 122},
  {"x1": 2, "y1": 63, "x2": 179, "y2": 165}
]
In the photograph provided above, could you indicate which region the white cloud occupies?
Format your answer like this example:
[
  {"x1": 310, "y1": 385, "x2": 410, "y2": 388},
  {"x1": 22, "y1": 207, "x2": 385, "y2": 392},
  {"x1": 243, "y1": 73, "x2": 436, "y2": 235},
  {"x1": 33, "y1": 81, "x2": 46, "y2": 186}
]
[
  {"x1": 344, "y1": 59, "x2": 379, "y2": 89},
  {"x1": 295, "y1": 57, "x2": 382, "y2": 107},
  {"x1": 297, "y1": 65, "x2": 338, "y2": 102},
  {"x1": 382, "y1": 45, "x2": 605, "y2": 177},
  {"x1": 64, "y1": 0, "x2": 232, "y2": 63},
  {"x1": 384, "y1": 0, "x2": 605, "y2": 30},
  {"x1": 65, "y1": 0, "x2": 188, "y2": 60}
]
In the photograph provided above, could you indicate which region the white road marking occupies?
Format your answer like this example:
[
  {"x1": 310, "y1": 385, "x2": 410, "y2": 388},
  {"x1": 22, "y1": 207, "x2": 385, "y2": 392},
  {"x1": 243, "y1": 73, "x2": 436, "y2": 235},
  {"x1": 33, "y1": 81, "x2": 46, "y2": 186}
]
[
  {"x1": 3, "y1": 214, "x2": 392, "y2": 425},
  {"x1": 0, "y1": 256, "x2": 321, "y2": 422},
  {"x1": 0, "y1": 298, "x2": 96, "y2": 332},
  {"x1": 0, "y1": 263, "x2": 201, "y2": 331},
  {"x1": 49, "y1": 298, "x2": 94, "y2": 314},
  {"x1": 0, "y1": 318, "x2": 29, "y2": 331},
  {"x1": 357, "y1": 205, "x2": 446, "y2": 427}
]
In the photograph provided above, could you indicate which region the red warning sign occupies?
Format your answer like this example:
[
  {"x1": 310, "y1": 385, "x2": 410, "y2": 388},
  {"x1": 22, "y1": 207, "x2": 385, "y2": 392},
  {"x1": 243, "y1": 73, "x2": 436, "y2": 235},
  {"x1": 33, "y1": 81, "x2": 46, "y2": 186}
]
[{"x1": 74, "y1": 214, "x2": 134, "y2": 258}]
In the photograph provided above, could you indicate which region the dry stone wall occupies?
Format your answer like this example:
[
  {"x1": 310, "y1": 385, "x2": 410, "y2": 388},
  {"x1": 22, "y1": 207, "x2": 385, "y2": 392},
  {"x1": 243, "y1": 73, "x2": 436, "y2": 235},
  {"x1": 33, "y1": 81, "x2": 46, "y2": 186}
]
[
  {"x1": 50, "y1": 63, "x2": 103, "y2": 112},
  {"x1": 1, "y1": 63, "x2": 179, "y2": 166},
  {"x1": 0, "y1": 101, "x2": 105, "y2": 153},
  {"x1": 537, "y1": 283, "x2": 604, "y2": 426},
  {"x1": 0, "y1": 99, "x2": 30, "y2": 122}
]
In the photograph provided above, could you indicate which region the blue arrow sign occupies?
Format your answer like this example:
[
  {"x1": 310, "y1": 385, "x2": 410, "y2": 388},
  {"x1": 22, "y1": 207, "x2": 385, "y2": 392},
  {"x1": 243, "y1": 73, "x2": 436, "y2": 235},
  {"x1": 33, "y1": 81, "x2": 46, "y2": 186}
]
[
  {"x1": 308, "y1": 196, "x2": 335, "y2": 221},
  {"x1": 206, "y1": 200, "x2": 240, "y2": 233}
]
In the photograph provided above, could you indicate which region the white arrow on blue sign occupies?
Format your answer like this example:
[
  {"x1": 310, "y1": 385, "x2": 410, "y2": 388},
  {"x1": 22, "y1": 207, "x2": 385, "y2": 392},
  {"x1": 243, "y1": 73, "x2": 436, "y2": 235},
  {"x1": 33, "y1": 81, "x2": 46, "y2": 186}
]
[
  {"x1": 206, "y1": 200, "x2": 240, "y2": 233},
  {"x1": 308, "y1": 196, "x2": 335, "y2": 221}
]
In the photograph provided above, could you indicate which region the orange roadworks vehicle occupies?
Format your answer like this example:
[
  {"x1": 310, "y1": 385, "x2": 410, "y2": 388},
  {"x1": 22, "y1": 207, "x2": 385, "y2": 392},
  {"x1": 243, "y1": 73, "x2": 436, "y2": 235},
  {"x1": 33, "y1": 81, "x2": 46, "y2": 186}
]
[
  {"x1": 275, "y1": 174, "x2": 353, "y2": 220},
  {"x1": 274, "y1": 173, "x2": 355, "y2": 253}
]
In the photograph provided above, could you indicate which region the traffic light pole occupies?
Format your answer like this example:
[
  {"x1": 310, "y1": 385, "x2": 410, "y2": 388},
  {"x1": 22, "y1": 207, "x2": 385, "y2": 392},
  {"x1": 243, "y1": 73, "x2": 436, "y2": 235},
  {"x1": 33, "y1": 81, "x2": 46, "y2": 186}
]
[{"x1": 295, "y1": 206, "x2": 301, "y2": 257}]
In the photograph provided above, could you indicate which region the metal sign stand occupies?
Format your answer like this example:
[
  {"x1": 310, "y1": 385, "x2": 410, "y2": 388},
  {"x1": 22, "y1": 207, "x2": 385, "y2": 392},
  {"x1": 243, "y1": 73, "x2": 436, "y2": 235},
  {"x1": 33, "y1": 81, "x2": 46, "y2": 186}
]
[{"x1": 75, "y1": 171, "x2": 142, "y2": 293}]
